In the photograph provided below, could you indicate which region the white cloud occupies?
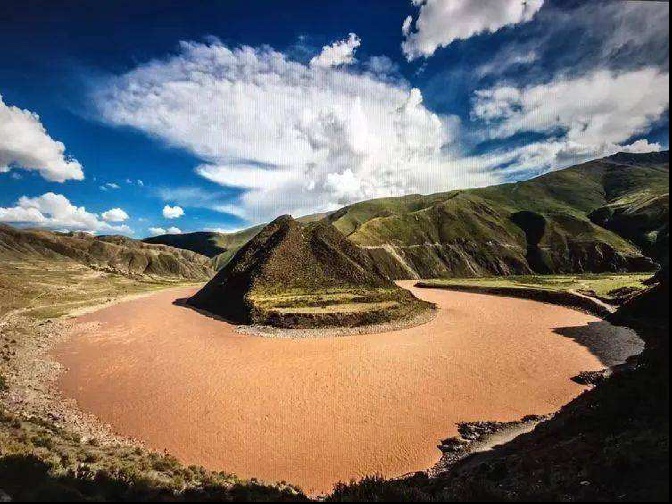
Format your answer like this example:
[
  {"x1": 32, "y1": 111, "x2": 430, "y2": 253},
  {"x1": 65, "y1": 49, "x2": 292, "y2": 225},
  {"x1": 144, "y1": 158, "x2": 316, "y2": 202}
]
[
  {"x1": 480, "y1": 138, "x2": 664, "y2": 179},
  {"x1": 100, "y1": 182, "x2": 120, "y2": 191},
  {"x1": 468, "y1": 67, "x2": 669, "y2": 175},
  {"x1": 0, "y1": 95, "x2": 84, "y2": 182},
  {"x1": 472, "y1": 68, "x2": 669, "y2": 146},
  {"x1": 402, "y1": 0, "x2": 544, "y2": 60},
  {"x1": 310, "y1": 33, "x2": 361, "y2": 68},
  {"x1": 365, "y1": 56, "x2": 399, "y2": 77},
  {"x1": 101, "y1": 208, "x2": 130, "y2": 222},
  {"x1": 162, "y1": 205, "x2": 184, "y2": 219},
  {"x1": 0, "y1": 193, "x2": 131, "y2": 234},
  {"x1": 475, "y1": 49, "x2": 538, "y2": 78},
  {"x1": 148, "y1": 226, "x2": 181, "y2": 236},
  {"x1": 94, "y1": 40, "x2": 496, "y2": 223}
]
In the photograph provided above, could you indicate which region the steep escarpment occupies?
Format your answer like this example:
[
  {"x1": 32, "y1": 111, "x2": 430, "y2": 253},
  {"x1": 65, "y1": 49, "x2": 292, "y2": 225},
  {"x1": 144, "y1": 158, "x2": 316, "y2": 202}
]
[
  {"x1": 187, "y1": 216, "x2": 432, "y2": 328},
  {"x1": 0, "y1": 224, "x2": 214, "y2": 280}
]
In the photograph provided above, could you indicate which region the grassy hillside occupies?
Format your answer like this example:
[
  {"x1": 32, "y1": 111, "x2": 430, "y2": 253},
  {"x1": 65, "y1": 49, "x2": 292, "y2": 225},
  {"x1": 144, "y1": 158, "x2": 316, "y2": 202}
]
[
  {"x1": 163, "y1": 152, "x2": 666, "y2": 279},
  {"x1": 144, "y1": 231, "x2": 229, "y2": 258},
  {"x1": 419, "y1": 273, "x2": 651, "y2": 305},
  {"x1": 0, "y1": 224, "x2": 217, "y2": 321},
  {"x1": 330, "y1": 151, "x2": 668, "y2": 278}
]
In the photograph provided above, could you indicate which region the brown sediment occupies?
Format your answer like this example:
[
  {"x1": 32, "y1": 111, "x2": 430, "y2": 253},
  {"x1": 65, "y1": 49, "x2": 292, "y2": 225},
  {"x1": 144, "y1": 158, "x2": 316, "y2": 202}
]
[{"x1": 52, "y1": 281, "x2": 643, "y2": 495}]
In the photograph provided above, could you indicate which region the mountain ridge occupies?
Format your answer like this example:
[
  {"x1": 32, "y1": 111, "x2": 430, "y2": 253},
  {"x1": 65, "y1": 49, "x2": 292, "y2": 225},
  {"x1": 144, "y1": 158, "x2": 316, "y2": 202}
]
[
  {"x1": 148, "y1": 151, "x2": 668, "y2": 279},
  {"x1": 0, "y1": 224, "x2": 214, "y2": 280}
]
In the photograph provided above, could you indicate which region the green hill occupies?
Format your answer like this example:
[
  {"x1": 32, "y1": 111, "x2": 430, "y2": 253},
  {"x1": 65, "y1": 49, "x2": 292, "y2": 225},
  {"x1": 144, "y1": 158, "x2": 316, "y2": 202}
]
[
  {"x1": 329, "y1": 152, "x2": 667, "y2": 278},
  {"x1": 187, "y1": 215, "x2": 432, "y2": 328}
]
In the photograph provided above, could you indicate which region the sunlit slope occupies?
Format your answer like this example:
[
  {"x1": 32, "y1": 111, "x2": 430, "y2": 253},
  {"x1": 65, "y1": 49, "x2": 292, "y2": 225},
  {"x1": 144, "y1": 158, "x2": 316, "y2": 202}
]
[
  {"x1": 147, "y1": 152, "x2": 668, "y2": 279},
  {"x1": 329, "y1": 152, "x2": 668, "y2": 278}
]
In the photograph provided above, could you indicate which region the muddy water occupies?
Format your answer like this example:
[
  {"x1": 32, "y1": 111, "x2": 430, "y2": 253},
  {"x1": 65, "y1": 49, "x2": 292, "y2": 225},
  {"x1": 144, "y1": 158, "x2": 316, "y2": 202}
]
[{"x1": 53, "y1": 283, "x2": 641, "y2": 495}]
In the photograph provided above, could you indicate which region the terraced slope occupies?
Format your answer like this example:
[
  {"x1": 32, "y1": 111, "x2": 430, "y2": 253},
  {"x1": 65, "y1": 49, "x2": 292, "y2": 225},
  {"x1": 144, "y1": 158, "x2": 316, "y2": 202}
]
[{"x1": 187, "y1": 216, "x2": 432, "y2": 328}]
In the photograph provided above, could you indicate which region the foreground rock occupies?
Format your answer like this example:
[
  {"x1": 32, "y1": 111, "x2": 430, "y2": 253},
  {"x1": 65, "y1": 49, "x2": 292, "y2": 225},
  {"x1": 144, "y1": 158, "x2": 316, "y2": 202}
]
[{"x1": 187, "y1": 216, "x2": 433, "y2": 328}]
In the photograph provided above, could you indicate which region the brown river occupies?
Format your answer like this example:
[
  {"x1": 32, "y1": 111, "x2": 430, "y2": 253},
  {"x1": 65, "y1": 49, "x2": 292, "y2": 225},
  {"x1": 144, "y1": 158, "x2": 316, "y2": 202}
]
[{"x1": 53, "y1": 282, "x2": 642, "y2": 495}]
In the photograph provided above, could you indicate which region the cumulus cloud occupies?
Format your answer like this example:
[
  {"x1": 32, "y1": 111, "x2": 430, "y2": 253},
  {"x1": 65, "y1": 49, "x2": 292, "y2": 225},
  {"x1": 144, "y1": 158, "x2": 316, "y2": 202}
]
[
  {"x1": 101, "y1": 208, "x2": 129, "y2": 222},
  {"x1": 148, "y1": 227, "x2": 166, "y2": 236},
  {"x1": 472, "y1": 68, "x2": 669, "y2": 146},
  {"x1": 94, "y1": 40, "x2": 496, "y2": 223},
  {"x1": 402, "y1": 0, "x2": 544, "y2": 60},
  {"x1": 0, "y1": 193, "x2": 131, "y2": 234},
  {"x1": 468, "y1": 67, "x2": 669, "y2": 175},
  {"x1": 0, "y1": 95, "x2": 84, "y2": 182},
  {"x1": 148, "y1": 226, "x2": 181, "y2": 236},
  {"x1": 162, "y1": 205, "x2": 184, "y2": 219},
  {"x1": 310, "y1": 33, "x2": 361, "y2": 68}
]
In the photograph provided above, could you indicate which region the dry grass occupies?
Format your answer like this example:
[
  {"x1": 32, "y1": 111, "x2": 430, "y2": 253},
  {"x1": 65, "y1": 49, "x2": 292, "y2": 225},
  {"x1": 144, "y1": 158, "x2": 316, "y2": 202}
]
[
  {"x1": 273, "y1": 301, "x2": 399, "y2": 315},
  {"x1": 419, "y1": 273, "x2": 651, "y2": 303},
  {"x1": 0, "y1": 259, "x2": 195, "y2": 320}
]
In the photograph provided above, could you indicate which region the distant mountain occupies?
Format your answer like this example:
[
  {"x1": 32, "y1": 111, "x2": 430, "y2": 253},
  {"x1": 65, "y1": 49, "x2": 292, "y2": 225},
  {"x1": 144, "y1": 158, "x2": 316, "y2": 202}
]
[
  {"x1": 187, "y1": 215, "x2": 431, "y2": 328},
  {"x1": 144, "y1": 231, "x2": 229, "y2": 258},
  {"x1": 144, "y1": 218, "x2": 318, "y2": 270},
  {"x1": 606, "y1": 150, "x2": 669, "y2": 167},
  {"x1": 144, "y1": 151, "x2": 669, "y2": 279},
  {"x1": 0, "y1": 225, "x2": 214, "y2": 280}
]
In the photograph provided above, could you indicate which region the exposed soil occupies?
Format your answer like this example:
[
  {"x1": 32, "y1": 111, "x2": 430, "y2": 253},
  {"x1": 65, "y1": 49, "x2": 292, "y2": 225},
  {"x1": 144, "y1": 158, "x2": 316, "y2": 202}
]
[{"x1": 51, "y1": 283, "x2": 642, "y2": 495}]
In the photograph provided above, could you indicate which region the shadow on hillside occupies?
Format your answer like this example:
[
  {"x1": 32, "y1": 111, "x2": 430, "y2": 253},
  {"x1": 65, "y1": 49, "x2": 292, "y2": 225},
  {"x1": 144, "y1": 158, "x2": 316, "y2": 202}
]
[
  {"x1": 553, "y1": 321, "x2": 644, "y2": 368},
  {"x1": 0, "y1": 454, "x2": 306, "y2": 502},
  {"x1": 172, "y1": 297, "x2": 243, "y2": 326}
]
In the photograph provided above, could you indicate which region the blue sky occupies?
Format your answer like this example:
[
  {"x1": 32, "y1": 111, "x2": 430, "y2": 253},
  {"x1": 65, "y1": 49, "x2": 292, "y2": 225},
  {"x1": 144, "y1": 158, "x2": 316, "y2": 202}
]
[{"x1": 0, "y1": 0, "x2": 669, "y2": 237}]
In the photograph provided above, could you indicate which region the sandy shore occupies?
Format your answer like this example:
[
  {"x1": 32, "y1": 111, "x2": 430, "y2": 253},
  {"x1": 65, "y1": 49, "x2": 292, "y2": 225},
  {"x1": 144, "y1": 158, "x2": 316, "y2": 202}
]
[{"x1": 52, "y1": 282, "x2": 642, "y2": 495}]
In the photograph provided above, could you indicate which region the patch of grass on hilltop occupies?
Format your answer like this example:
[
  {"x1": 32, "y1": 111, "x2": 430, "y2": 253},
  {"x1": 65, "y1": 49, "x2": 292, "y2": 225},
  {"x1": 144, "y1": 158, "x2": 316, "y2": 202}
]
[{"x1": 419, "y1": 273, "x2": 651, "y2": 303}]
